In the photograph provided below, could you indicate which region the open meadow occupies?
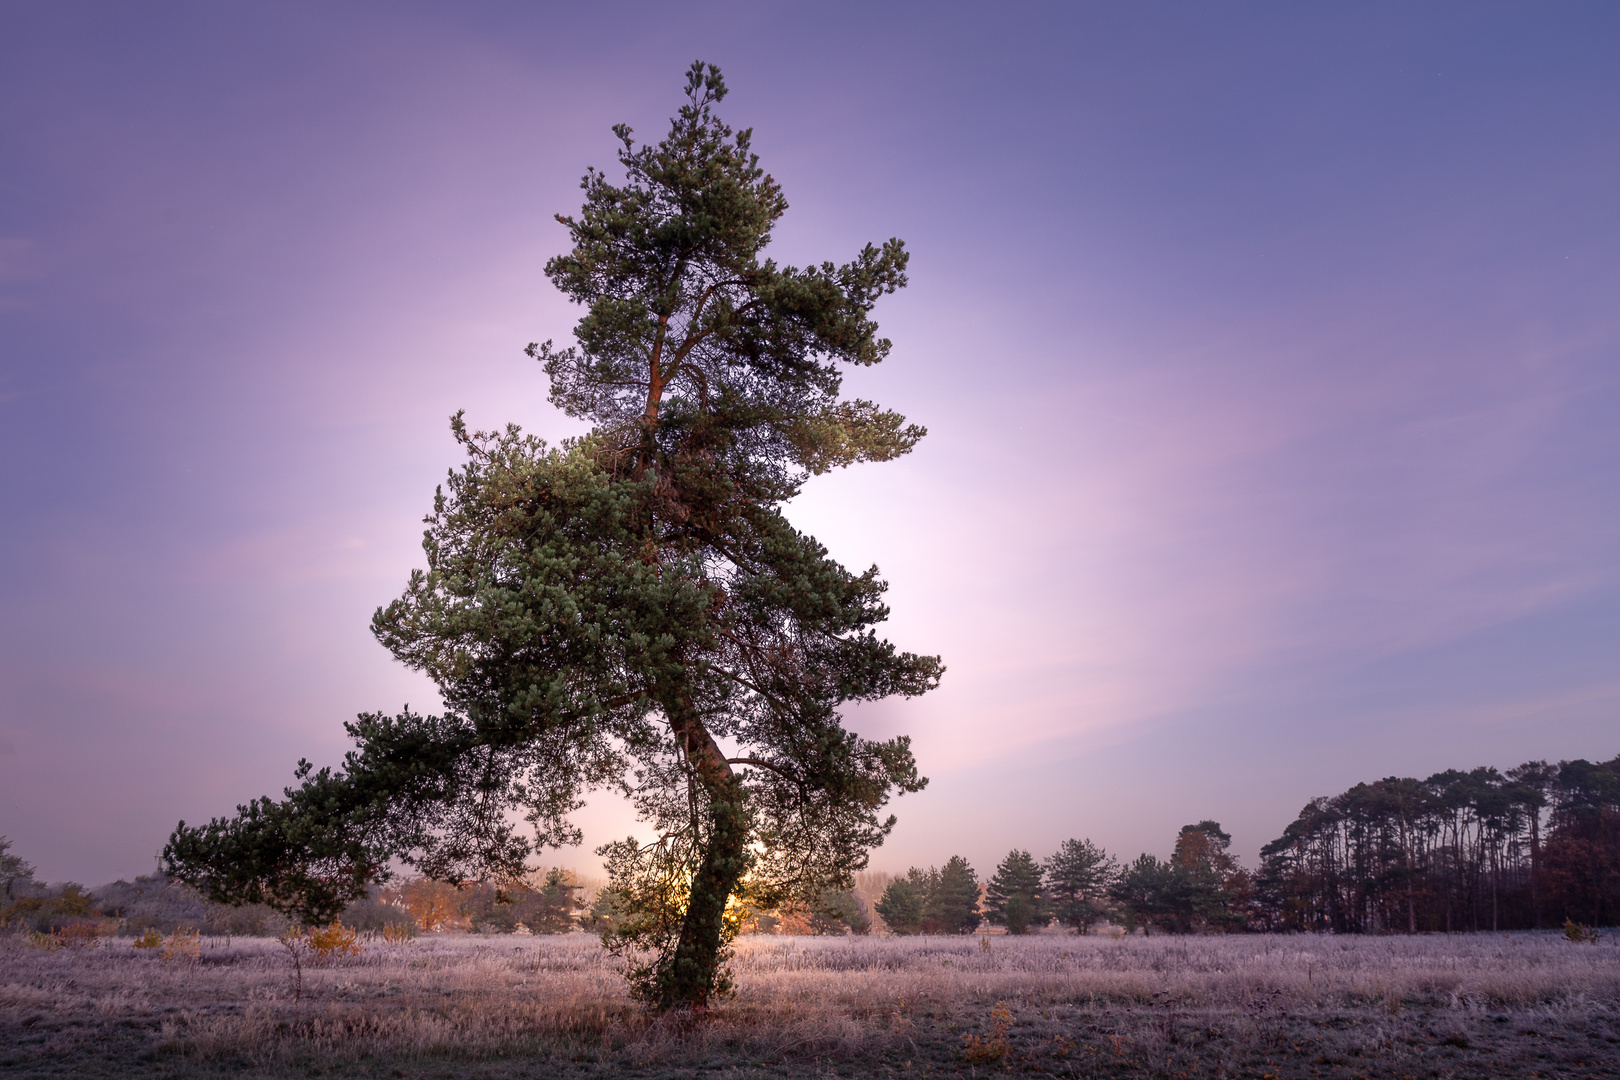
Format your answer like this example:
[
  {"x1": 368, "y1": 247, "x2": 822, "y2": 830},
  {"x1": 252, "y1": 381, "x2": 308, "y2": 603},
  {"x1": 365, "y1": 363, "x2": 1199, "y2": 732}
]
[{"x1": 3, "y1": 930, "x2": 1618, "y2": 1078}]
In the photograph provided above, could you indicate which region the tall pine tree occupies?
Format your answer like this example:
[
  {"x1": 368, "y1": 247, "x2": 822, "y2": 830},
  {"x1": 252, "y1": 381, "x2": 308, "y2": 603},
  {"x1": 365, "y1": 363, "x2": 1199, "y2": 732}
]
[{"x1": 163, "y1": 62, "x2": 940, "y2": 1010}]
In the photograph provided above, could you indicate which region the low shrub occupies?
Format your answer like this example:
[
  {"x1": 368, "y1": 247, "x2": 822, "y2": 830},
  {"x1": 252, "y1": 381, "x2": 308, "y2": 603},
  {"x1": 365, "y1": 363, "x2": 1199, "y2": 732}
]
[
  {"x1": 159, "y1": 927, "x2": 201, "y2": 964},
  {"x1": 307, "y1": 920, "x2": 363, "y2": 963},
  {"x1": 1, "y1": 883, "x2": 96, "y2": 933},
  {"x1": 1563, "y1": 918, "x2": 1601, "y2": 944}
]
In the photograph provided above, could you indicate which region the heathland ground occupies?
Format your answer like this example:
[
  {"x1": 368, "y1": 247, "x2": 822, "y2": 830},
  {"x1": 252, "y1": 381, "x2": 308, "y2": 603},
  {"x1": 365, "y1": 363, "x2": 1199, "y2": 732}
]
[{"x1": 3, "y1": 930, "x2": 1617, "y2": 1078}]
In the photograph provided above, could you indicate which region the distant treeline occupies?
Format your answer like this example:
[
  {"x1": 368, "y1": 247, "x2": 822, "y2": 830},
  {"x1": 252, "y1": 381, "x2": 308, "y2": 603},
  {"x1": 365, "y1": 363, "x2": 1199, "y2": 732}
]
[
  {"x1": 875, "y1": 825, "x2": 1253, "y2": 937},
  {"x1": 1256, "y1": 754, "x2": 1620, "y2": 933},
  {"x1": 875, "y1": 753, "x2": 1620, "y2": 935},
  {"x1": 4, "y1": 752, "x2": 1616, "y2": 938}
]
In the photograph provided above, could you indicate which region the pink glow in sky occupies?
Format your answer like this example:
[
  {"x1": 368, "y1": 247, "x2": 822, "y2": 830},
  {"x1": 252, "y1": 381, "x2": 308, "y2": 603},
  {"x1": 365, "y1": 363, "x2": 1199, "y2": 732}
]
[{"x1": 2, "y1": 3, "x2": 1617, "y2": 886}]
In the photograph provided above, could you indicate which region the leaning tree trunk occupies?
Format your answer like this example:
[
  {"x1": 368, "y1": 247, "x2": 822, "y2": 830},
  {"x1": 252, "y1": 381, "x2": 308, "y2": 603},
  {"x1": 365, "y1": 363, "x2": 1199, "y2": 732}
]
[{"x1": 662, "y1": 700, "x2": 751, "y2": 1010}]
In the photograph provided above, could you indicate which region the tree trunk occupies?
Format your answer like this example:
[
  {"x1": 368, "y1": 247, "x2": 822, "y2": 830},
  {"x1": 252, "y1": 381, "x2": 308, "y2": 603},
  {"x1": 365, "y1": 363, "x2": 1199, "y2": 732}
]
[
  {"x1": 662, "y1": 771, "x2": 748, "y2": 1009},
  {"x1": 661, "y1": 696, "x2": 749, "y2": 1011},
  {"x1": 1529, "y1": 807, "x2": 1541, "y2": 929}
]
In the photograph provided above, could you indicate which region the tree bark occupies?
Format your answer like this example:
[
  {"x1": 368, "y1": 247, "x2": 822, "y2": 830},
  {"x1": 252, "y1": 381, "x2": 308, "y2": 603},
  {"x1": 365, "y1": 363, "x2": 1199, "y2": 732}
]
[{"x1": 661, "y1": 696, "x2": 749, "y2": 1010}]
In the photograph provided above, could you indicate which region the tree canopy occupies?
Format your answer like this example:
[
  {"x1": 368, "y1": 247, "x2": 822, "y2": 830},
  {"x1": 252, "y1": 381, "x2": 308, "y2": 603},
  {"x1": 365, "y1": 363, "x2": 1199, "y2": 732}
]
[{"x1": 162, "y1": 61, "x2": 939, "y2": 1010}]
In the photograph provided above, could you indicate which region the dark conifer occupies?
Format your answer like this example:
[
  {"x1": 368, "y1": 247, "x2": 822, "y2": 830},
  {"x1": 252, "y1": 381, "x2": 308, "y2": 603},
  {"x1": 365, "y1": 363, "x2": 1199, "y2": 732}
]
[
  {"x1": 875, "y1": 868, "x2": 931, "y2": 934},
  {"x1": 924, "y1": 855, "x2": 981, "y2": 934},
  {"x1": 1043, "y1": 838, "x2": 1117, "y2": 933},
  {"x1": 984, "y1": 849, "x2": 1049, "y2": 934}
]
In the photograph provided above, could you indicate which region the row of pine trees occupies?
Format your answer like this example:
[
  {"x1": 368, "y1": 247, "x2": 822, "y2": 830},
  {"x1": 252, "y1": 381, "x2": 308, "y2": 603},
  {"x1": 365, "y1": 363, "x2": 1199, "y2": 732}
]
[
  {"x1": 877, "y1": 753, "x2": 1620, "y2": 935},
  {"x1": 877, "y1": 823, "x2": 1247, "y2": 936},
  {"x1": 1255, "y1": 754, "x2": 1620, "y2": 932}
]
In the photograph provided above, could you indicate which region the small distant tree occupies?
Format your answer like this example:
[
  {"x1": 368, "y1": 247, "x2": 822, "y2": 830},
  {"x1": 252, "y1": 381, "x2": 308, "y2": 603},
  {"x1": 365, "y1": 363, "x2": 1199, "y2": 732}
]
[
  {"x1": 1171, "y1": 820, "x2": 1248, "y2": 931},
  {"x1": 1044, "y1": 838, "x2": 1117, "y2": 933},
  {"x1": 925, "y1": 855, "x2": 982, "y2": 934},
  {"x1": 875, "y1": 868, "x2": 931, "y2": 934},
  {"x1": 810, "y1": 887, "x2": 870, "y2": 934},
  {"x1": 384, "y1": 878, "x2": 463, "y2": 932},
  {"x1": 984, "y1": 849, "x2": 1049, "y2": 934},
  {"x1": 1109, "y1": 854, "x2": 1178, "y2": 934},
  {"x1": 520, "y1": 868, "x2": 584, "y2": 933},
  {"x1": 0, "y1": 837, "x2": 37, "y2": 906},
  {"x1": 582, "y1": 886, "x2": 628, "y2": 936}
]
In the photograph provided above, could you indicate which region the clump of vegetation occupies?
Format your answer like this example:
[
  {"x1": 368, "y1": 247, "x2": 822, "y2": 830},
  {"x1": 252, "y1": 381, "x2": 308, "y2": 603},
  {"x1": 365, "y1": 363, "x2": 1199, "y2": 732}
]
[
  {"x1": 375, "y1": 868, "x2": 587, "y2": 934},
  {"x1": 876, "y1": 856, "x2": 982, "y2": 935},
  {"x1": 961, "y1": 1001, "x2": 1014, "y2": 1063},
  {"x1": 158, "y1": 927, "x2": 201, "y2": 964},
  {"x1": 93, "y1": 873, "x2": 286, "y2": 937},
  {"x1": 1564, "y1": 918, "x2": 1601, "y2": 944},
  {"x1": 306, "y1": 920, "x2": 363, "y2": 962},
  {"x1": 379, "y1": 921, "x2": 415, "y2": 943},
  {"x1": 1, "y1": 881, "x2": 98, "y2": 933}
]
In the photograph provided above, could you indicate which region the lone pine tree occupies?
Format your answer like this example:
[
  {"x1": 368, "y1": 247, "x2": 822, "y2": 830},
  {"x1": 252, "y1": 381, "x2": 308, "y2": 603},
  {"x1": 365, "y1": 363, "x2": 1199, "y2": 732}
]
[{"x1": 163, "y1": 62, "x2": 940, "y2": 1010}]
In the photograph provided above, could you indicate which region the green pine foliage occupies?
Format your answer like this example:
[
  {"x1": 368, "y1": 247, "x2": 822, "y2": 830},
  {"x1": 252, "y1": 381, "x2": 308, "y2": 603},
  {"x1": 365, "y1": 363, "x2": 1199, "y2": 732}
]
[
  {"x1": 1104, "y1": 823, "x2": 1247, "y2": 935},
  {"x1": 1170, "y1": 821, "x2": 1248, "y2": 932},
  {"x1": 807, "y1": 888, "x2": 870, "y2": 934},
  {"x1": 874, "y1": 868, "x2": 931, "y2": 934},
  {"x1": 162, "y1": 62, "x2": 939, "y2": 1011},
  {"x1": 984, "y1": 849, "x2": 1049, "y2": 934},
  {"x1": 925, "y1": 856, "x2": 982, "y2": 934},
  {"x1": 452, "y1": 870, "x2": 585, "y2": 933},
  {"x1": 527, "y1": 868, "x2": 587, "y2": 934},
  {"x1": 1043, "y1": 838, "x2": 1118, "y2": 933},
  {"x1": 1108, "y1": 853, "x2": 1178, "y2": 935},
  {"x1": 874, "y1": 858, "x2": 980, "y2": 934}
]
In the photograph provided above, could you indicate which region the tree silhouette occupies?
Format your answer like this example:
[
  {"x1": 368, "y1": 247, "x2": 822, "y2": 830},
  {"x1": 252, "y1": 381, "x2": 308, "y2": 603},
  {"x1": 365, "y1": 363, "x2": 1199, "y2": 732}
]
[{"x1": 163, "y1": 62, "x2": 940, "y2": 1009}]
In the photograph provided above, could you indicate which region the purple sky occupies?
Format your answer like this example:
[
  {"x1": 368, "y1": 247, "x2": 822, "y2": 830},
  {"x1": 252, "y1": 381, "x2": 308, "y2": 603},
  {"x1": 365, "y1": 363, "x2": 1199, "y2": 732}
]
[{"x1": 3, "y1": 3, "x2": 1618, "y2": 888}]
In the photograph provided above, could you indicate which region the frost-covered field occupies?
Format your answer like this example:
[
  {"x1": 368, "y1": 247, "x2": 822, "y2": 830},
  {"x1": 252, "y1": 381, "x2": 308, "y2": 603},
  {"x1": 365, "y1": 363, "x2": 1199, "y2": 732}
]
[{"x1": 4, "y1": 930, "x2": 1618, "y2": 1077}]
